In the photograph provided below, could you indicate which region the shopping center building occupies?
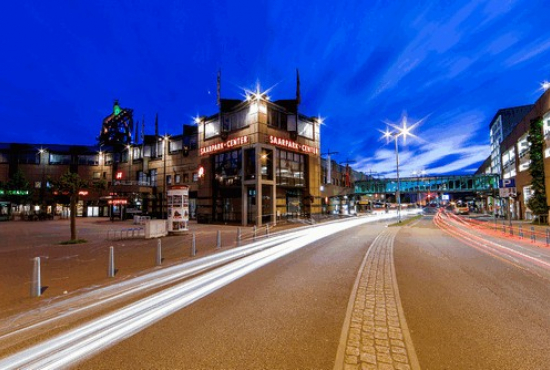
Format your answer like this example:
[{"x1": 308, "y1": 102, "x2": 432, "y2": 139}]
[
  {"x1": 195, "y1": 92, "x2": 321, "y2": 225},
  {"x1": 0, "y1": 79, "x2": 340, "y2": 226}
]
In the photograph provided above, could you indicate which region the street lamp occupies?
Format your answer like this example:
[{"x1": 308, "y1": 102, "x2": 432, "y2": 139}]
[
  {"x1": 381, "y1": 116, "x2": 418, "y2": 223},
  {"x1": 162, "y1": 134, "x2": 170, "y2": 219}
]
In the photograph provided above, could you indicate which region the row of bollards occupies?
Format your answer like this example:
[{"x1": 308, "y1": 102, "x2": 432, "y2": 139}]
[{"x1": 31, "y1": 225, "x2": 273, "y2": 297}]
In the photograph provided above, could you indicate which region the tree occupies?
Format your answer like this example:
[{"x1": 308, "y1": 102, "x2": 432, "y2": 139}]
[
  {"x1": 527, "y1": 116, "x2": 549, "y2": 222},
  {"x1": 53, "y1": 171, "x2": 88, "y2": 241},
  {"x1": 5, "y1": 169, "x2": 32, "y2": 206}
]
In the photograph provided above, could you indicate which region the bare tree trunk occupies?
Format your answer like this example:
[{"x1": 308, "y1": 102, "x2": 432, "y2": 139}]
[{"x1": 70, "y1": 195, "x2": 77, "y2": 241}]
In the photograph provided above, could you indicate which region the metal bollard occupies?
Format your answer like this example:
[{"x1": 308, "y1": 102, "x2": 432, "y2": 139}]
[
  {"x1": 191, "y1": 233, "x2": 196, "y2": 256},
  {"x1": 265, "y1": 224, "x2": 269, "y2": 237},
  {"x1": 156, "y1": 239, "x2": 162, "y2": 266},
  {"x1": 108, "y1": 246, "x2": 115, "y2": 278},
  {"x1": 31, "y1": 257, "x2": 41, "y2": 298},
  {"x1": 519, "y1": 225, "x2": 523, "y2": 239},
  {"x1": 546, "y1": 228, "x2": 550, "y2": 246},
  {"x1": 236, "y1": 227, "x2": 241, "y2": 247},
  {"x1": 217, "y1": 230, "x2": 221, "y2": 249},
  {"x1": 253, "y1": 225, "x2": 257, "y2": 241},
  {"x1": 531, "y1": 226, "x2": 536, "y2": 243}
]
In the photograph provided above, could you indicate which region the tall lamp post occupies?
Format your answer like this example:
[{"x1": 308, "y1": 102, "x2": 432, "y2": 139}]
[
  {"x1": 381, "y1": 116, "x2": 418, "y2": 223},
  {"x1": 162, "y1": 135, "x2": 170, "y2": 219}
]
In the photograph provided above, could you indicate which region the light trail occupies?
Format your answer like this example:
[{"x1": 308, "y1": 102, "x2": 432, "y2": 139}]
[
  {"x1": 0, "y1": 211, "x2": 414, "y2": 369},
  {"x1": 434, "y1": 211, "x2": 550, "y2": 273}
]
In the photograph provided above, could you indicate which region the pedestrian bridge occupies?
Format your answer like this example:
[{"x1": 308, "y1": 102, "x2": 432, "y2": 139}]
[{"x1": 354, "y1": 174, "x2": 499, "y2": 196}]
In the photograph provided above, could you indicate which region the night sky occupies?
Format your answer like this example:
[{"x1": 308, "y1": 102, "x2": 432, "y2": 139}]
[{"x1": 2, "y1": 1, "x2": 549, "y2": 177}]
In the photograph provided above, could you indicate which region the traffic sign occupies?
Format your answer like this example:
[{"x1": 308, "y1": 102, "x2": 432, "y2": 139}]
[{"x1": 499, "y1": 179, "x2": 516, "y2": 188}]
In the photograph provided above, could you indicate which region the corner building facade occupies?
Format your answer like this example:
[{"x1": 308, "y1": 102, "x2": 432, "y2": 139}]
[{"x1": 196, "y1": 96, "x2": 321, "y2": 226}]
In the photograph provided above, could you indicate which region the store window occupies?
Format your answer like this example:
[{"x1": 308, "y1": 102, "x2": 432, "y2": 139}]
[
  {"x1": 276, "y1": 150, "x2": 305, "y2": 187},
  {"x1": 260, "y1": 149, "x2": 273, "y2": 180},
  {"x1": 244, "y1": 148, "x2": 256, "y2": 180},
  {"x1": 214, "y1": 149, "x2": 242, "y2": 186}
]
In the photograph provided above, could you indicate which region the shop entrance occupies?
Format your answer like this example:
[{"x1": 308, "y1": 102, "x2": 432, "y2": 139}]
[{"x1": 214, "y1": 187, "x2": 242, "y2": 223}]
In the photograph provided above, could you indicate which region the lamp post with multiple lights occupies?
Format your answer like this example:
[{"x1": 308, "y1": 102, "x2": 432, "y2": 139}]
[{"x1": 381, "y1": 116, "x2": 418, "y2": 223}]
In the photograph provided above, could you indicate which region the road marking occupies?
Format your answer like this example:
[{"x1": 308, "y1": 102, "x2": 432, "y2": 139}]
[{"x1": 334, "y1": 228, "x2": 420, "y2": 370}]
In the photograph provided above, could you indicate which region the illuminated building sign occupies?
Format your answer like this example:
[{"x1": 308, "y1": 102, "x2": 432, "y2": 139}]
[
  {"x1": 268, "y1": 135, "x2": 319, "y2": 155},
  {"x1": 200, "y1": 135, "x2": 249, "y2": 156},
  {"x1": 0, "y1": 189, "x2": 29, "y2": 195},
  {"x1": 108, "y1": 199, "x2": 128, "y2": 205}
]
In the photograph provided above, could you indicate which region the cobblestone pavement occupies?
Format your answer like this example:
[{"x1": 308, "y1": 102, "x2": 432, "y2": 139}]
[{"x1": 334, "y1": 227, "x2": 421, "y2": 370}]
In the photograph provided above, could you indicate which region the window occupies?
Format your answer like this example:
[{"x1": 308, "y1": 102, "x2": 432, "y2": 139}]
[
  {"x1": 298, "y1": 119, "x2": 314, "y2": 139},
  {"x1": 260, "y1": 149, "x2": 273, "y2": 180},
  {"x1": 276, "y1": 149, "x2": 305, "y2": 187},
  {"x1": 105, "y1": 153, "x2": 113, "y2": 165},
  {"x1": 170, "y1": 139, "x2": 182, "y2": 153},
  {"x1": 166, "y1": 175, "x2": 172, "y2": 185},
  {"x1": 150, "y1": 169, "x2": 158, "y2": 186},
  {"x1": 214, "y1": 149, "x2": 242, "y2": 186},
  {"x1": 16, "y1": 152, "x2": 39, "y2": 164},
  {"x1": 223, "y1": 107, "x2": 251, "y2": 131},
  {"x1": 92, "y1": 172, "x2": 101, "y2": 180},
  {"x1": 267, "y1": 107, "x2": 287, "y2": 130},
  {"x1": 138, "y1": 171, "x2": 148, "y2": 185},
  {"x1": 183, "y1": 173, "x2": 189, "y2": 183},
  {"x1": 175, "y1": 174, "x2": 181, "y2": 184},
  {"x1": 204, "y1": 118, "x2": 221, "y2": 139},
  {"x1": 192, "y1": 172, "x2": 199, "y2": 182},
  {"x1": 132, "y1": 146, "x2": 142, "y2": 160},
  {"x1": 78, "y1": 154, "x2": 99, "y2": 165},
  {"x1": 0, "y1": 151, "x2": 8, "y2": 163},
  {"x1": 49, "y1": 153, "x2": 71, "y2": 165},
  {"x1": 35, "y1": 181, "x2": 41, "y2": 189}
]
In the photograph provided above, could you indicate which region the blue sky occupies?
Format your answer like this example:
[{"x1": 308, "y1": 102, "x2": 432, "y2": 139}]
[{"x1": 1, "y1": 1, "x2": 550, "y2": 177}]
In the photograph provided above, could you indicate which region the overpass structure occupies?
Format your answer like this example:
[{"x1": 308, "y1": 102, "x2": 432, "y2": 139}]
[
  {"x1": 354, "y1": 174, "x2": 499, "y2": 197},
  {"x1": 326, "y1": 174, "x2": 500, "y2": 215}
]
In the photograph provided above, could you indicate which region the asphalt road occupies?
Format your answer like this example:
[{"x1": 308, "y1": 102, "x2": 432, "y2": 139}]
[
  {"x1": 75, "y1": 221, "x2": 388, "y2": 369},
  {"x1": 395, "y1": 216, "x2": 550, "y2": 369}
]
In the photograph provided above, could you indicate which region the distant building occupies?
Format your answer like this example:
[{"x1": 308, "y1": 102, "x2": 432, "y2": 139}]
[{"x1": 489, "y1": 105, "x2": 533, "y2": 175}]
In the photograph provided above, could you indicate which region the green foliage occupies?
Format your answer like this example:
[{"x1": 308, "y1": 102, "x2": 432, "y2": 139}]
[
  {"x1": 5, "y1": 169, "x2": 32, "y2": 204},
  {"x1": 527, "y1": 117, "x2": 549, "y2": 217}
]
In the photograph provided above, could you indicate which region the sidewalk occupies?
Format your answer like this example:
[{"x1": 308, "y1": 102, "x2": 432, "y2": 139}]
[{"x1": 0, "y1": 216, "x2": 310, "y2": 320}]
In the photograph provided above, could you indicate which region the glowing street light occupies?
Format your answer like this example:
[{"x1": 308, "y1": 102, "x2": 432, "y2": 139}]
[{"x1": 380, "y1": 116, "x2": 419, "y2": 222}]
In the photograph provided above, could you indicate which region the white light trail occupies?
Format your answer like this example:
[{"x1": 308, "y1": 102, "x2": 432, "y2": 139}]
[{"x1": 0, "y1": 212, "x2": 414, "y2": 369}]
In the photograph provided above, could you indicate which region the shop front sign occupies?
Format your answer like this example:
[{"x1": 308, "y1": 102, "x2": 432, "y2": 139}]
[
  {"x1": 200, "y1": 135, "x2": 249, "y2": 156},
  {"x1": 268, "y1": 135, "x2": 318, "y2": 155}
]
